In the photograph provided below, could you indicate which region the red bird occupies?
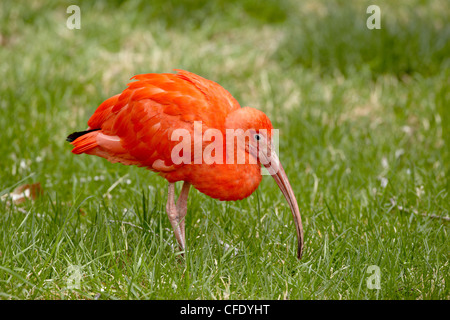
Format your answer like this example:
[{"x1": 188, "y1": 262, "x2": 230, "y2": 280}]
[{"x1": 67, "y1": 70, "x2": 304, "y2": 259}]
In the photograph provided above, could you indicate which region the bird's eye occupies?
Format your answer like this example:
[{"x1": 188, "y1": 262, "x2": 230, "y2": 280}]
[{"x1": 254, "y1": 134, "x2": 261, "y2": 141}]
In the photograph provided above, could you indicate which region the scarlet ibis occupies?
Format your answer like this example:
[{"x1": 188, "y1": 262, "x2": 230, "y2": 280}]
[{"x1": 67, "y1": 70, "x2": 304, "y2": 259}]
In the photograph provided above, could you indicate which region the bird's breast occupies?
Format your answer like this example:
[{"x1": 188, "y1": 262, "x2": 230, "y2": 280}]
[{"x1": 166, "y1": 163, "x2": 262, "y2": 201}]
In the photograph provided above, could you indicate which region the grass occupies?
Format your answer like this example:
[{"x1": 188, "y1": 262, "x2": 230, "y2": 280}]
[{"x1": 0, "y1": 0, "x2": 448, "y2": 299}]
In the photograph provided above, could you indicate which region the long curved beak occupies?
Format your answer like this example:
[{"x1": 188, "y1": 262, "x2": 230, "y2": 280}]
[{"x1": 262, "y1": 150, "x2": 304, "y2": 260}]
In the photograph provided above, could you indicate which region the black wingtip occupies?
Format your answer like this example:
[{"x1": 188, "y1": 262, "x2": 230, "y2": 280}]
[
  {"x1": 66, "y1": 132, "x2": 78, "y2": 142},
  {"x1": 66, "y1": 129, "x2": 100, "y2": 143}
]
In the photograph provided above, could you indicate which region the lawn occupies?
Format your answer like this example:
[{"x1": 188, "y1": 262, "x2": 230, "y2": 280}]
[{"x1": 0, "y1": 0, "x2": 448, "y2": 300}]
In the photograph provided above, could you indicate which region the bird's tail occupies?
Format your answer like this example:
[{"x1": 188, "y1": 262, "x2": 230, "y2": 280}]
[{"x1": 66, "y1": 129, "x2": 100, "y2": 154}]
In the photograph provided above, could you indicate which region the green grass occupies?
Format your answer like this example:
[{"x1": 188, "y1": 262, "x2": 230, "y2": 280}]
[{"x1": 0, "y1": 0, "x2": 448, "y2": 299}]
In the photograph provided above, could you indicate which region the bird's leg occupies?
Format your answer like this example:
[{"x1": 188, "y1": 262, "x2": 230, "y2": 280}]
[
  {"x1": 166, "y1": 182, "x2": 185, "y2": 251},
  {"x1": 176, "y1": 182, "x2": 191, "y2": 244}
]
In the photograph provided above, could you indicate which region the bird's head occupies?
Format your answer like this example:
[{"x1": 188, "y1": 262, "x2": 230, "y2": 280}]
[{"x1": 225, "y1": 107, "x2": 304, "y2": 259}]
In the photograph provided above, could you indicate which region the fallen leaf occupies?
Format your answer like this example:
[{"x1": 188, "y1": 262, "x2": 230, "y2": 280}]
[{"x1": 1, "y1": 182, "x2": 43, "y2": 205}]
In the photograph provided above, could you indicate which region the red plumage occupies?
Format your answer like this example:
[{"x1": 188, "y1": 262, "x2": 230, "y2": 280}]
[
  {"x1": 68, "y1": 69, "x2": 304, "y2": 259},
  {"x1": 71, "y1": 69, "x2": 268, "y2": 201}
]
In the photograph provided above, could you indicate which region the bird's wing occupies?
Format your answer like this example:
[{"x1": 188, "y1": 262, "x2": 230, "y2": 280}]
[{"x1": 83, "y1": 70, "x2": 241, "y2": 172}]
